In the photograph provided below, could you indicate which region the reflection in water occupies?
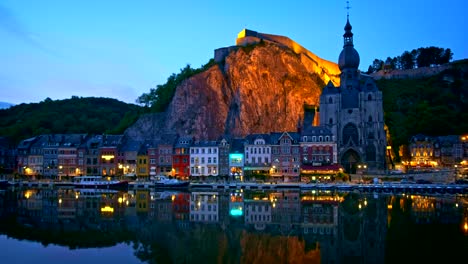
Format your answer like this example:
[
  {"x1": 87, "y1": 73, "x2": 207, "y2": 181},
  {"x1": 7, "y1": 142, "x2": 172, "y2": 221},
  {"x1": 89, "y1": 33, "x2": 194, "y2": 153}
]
[{"x1": 0, "y1": 188, "x2": 467, "y2": 263}]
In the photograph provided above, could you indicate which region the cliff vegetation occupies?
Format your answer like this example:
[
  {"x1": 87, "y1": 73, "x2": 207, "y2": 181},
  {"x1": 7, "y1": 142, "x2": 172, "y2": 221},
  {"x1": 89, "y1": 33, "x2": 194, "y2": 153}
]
[
  {"x1": 380, "y1": 59, "x2": 468, "y2": 160},
  {"x1": 0, "y1": 96, "x2": 142, "y2": 143}
]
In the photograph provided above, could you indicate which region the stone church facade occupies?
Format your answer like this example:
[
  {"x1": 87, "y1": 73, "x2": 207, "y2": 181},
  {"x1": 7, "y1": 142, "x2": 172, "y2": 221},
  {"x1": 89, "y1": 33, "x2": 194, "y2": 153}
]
[{"x1": 319, "y1": 17, "x2": 386, "y2": 173}]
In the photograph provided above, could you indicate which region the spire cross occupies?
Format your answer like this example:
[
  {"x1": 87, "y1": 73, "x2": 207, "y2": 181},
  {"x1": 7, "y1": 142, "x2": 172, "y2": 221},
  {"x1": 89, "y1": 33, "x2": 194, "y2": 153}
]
[{"x1": 346, "y1": 1, "x2": 351, "y2": 19}]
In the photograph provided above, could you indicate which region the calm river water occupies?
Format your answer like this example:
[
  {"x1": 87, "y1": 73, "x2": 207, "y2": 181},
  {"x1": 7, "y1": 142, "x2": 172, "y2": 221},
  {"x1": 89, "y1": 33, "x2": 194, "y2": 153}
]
[{"x1": 0, "y1": 187, "x2": 467, "y2": 264}]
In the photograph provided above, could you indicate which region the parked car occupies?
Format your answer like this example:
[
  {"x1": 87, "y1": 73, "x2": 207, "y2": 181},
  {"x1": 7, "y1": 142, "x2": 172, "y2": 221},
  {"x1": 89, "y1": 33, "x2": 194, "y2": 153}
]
[
  {"x1": 400, "y1": 179, "x2": 415, "y2": 184},
  {"x1": 454, "y1": 179, "x2": 468, "y2": 185},
  {"x1": 416, "y1": 179, "x2": 432, "y2": 184}
]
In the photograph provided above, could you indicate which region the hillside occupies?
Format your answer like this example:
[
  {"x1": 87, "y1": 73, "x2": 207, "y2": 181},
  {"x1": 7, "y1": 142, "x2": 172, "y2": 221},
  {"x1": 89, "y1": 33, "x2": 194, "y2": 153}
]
[
  {"x1": 0, "y1": 97, "x2": 142, "y2": 143},
  {"x1": 378, "y1": 59, "x2": 468, "y2": 154},
  {"x1": 125, "y1": 32, "x2": 340, "y2": 141}
]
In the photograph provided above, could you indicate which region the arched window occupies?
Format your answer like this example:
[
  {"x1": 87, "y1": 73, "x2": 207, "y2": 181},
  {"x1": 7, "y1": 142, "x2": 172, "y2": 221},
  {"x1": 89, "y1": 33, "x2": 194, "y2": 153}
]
[
  {"x1": 368, "y1": 94, "x2": 372, "y2": 100},
  {"x1": 325, "y1": 136, "x2": 330, "y2": 141},
  {"x1": 342, "y1": 123, "x2": 359, "y2": 145},
  {"x1": 368, "y1": 115, "x2": 373, "y2": 122},
  {"x1": 328, "y1": 97, "x2": 333, "y2": 104},
  {"x1": 329, "y1": 118, "x2": 333, "y2": 125}
]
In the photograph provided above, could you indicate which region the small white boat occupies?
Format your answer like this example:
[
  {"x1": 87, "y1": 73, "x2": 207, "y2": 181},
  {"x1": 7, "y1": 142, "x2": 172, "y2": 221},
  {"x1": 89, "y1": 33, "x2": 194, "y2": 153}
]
[
  {"x1": 150, "y1": 175, "x2": 189, "y2": 189},
  {"x1": 72, "y1": 176, "x2": 128, "y2": 189}
]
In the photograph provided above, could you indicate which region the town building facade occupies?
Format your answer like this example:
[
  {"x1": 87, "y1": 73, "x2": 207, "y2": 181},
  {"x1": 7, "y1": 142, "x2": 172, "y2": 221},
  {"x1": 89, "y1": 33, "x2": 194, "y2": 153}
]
[{"x1": 319, "y1": 17, "x2": 386, "y2": 173}]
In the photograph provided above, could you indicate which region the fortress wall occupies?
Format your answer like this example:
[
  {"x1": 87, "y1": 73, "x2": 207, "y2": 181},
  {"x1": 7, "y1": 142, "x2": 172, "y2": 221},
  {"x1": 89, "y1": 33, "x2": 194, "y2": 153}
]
[
  {"x1": 214, "y1": 46, "x2": 239, "y2": 63},
  {"x1": 371, "y1": 64, "x2": 451, "y2": 80},
  {"x1": 257, "y1": 33, "x2": 341, "y2": 85}
]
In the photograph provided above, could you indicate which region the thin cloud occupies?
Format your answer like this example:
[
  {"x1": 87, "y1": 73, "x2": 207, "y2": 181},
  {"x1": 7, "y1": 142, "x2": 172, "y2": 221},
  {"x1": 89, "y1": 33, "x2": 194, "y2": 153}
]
[{"x1": 0, "y1": 4, "x2": 57, "y2": 56}]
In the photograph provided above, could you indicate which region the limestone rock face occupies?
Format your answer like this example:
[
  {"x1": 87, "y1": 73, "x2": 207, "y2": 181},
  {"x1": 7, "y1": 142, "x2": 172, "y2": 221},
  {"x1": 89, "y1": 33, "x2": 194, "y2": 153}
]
[{"x1": 125, "y1": 41, "x2": 339, "y2": 140}]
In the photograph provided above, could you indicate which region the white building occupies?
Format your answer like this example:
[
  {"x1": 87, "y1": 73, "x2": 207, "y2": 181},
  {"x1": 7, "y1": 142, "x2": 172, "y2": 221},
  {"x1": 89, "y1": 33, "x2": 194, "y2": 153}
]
[{"x1": 190, "y1": 141, "x2": 219, "y2": 177}]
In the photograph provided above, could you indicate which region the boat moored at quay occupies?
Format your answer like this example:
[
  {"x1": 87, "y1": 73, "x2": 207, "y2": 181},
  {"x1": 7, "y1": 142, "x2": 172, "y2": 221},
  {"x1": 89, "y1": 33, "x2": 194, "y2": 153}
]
[{"x1": 71, "y1": 176, "x2": 129, "y2": 189}]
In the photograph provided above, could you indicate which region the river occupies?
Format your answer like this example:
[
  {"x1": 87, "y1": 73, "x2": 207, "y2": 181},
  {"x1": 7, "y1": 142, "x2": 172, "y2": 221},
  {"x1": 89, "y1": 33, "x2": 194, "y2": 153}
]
[{"x1": 0, "y1": 187, "x2": 466, "y2": 263}]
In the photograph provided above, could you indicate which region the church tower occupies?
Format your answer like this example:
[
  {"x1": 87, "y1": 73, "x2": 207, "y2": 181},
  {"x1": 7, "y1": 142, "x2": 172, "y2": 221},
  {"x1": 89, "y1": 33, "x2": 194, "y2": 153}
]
[{"x1": 319, "y1": 13, "x2": 386, "y2": 173}]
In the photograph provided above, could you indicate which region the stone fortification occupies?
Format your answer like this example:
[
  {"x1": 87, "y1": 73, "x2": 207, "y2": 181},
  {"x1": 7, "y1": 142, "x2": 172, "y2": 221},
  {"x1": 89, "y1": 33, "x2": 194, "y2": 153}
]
[
  {"x1": 237, "y1": 29, "x2": 341, "y2": 86},
  {"x1": 371, "y1": 64, "x2": 452, "y2": 80},
  {"x1": 126, "y1": 30, "x2": 342, "y2": 141}
]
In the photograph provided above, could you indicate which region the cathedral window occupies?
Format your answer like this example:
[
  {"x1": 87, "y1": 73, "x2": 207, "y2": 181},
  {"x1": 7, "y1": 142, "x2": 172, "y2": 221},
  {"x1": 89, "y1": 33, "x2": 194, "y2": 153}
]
[
  {"x1": 368, "y1": 94, "x2": 372, "y2": 100},
  {"x1": 329, "y1": 118, "x2": 333, "y2": 124},
  {"x1": 368, "y1": 115, "x2": 373, "y2": 122},
  {"x1": 328, "y1": 97, "x2": 333, "y2": 104},
  {"x1": 342, "y1": 123, "x2": 359, "y2": 146}
]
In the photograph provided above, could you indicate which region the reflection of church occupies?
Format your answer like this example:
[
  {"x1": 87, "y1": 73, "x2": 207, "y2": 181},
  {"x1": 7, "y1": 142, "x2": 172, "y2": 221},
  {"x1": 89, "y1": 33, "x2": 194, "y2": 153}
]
[{"x1": 319, "y1": 16, "x2": 386, "y2": 173}]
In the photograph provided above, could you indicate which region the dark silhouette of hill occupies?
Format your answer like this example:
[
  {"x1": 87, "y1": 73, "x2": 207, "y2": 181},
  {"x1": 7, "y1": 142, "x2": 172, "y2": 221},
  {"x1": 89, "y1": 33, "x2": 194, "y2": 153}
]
[{"x1": 0, "y1": 96, "x2": 143, "y2": 143}]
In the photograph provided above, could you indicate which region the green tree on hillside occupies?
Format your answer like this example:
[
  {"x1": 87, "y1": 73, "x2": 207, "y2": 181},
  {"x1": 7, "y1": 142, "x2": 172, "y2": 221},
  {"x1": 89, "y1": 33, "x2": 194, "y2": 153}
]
[
  {"x1": 367, "y1": 46, "x2": 453, "y2": 73},
  {"x1": 137, "y1": 59, "x2": 217, "y2": 112}
]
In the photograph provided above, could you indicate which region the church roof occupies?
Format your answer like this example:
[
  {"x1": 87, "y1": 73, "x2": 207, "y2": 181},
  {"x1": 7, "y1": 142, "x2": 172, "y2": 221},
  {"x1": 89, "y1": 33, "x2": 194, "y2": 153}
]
[
  {"x1": 322, "y1": 81, "x2": 340, "y2": 95},
  {"x1": 338, "y1": 18, "x2": 360, "y2": 70}
]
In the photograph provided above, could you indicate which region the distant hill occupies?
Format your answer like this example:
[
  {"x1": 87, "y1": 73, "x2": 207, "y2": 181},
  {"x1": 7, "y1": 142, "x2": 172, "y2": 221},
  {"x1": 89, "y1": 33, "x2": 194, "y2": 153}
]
[
  {"x1": 0, "y1": 97, "x2": 143, "y2": 143},
  {"x1": 378, "y1": 59, "x2": 468, "y2": 156},
  {"x1": 0, "y1": 102, "x2": 13, "y2": 109}
]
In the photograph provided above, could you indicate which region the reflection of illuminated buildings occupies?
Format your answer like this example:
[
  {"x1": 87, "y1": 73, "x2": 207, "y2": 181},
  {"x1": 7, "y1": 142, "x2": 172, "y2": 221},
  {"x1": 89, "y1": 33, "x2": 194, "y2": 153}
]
[
  {"x1": 301, "y1": 192, "x2": 340, "y2": 233},
  {"x1": 269, "y1": 191, "x2": 301, "y2": 232},
  {"x1": 301, "y1": 191, "x2": 341, "y2": 264},
  {"x1": 190, "y1": 192, "x2": 219, "y2": 222},
  {"x1": 57, "y1": 189, "x2": 77, "y2": 220},
  {"x1": 229, "y1": 190, "x2": 244, "y2": 218},
  {"x1": 410, "y1": 196, "x2": 436, "y2": 224},
  {"x1": 136, "y1": 190, "x2": 150, "y2": 213},
  {"x1": 244, "y1": 198, "x2": 271, "y2": 231},
  {"x1": 152, "y1": 191, "x2": 174, "y2": 222},
  {"x1": 398, "y1": 195, "x2": 463, "y2": 225},
  {"x1": 338, "y1": 194, "x2": 387, "y2": 264},
  {"x1": 173, "y1": 193, "x2": 190, "y2": 221}
]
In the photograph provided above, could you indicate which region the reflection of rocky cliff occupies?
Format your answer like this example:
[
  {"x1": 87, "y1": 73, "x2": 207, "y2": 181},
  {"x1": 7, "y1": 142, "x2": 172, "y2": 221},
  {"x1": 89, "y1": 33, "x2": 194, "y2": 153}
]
[
  {"x1": 240, "y1": 231, "x2": 320, "y2": 264},
  {"x1": 125, "y1": 31, "x2": 341, "y2": 140}
]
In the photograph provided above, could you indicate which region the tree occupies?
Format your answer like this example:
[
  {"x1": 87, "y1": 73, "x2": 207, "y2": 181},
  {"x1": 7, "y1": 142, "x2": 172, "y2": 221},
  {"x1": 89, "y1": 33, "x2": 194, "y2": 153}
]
[
  {"x1": 400, "y1": 51, "x2": 415, "y2": 70},
  {"x1": 371, "y1": 59, "x2": 384, "y2": 73}
]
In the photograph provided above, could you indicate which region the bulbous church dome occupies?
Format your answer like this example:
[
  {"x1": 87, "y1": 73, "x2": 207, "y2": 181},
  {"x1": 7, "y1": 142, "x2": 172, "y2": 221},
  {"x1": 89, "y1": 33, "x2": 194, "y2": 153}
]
[{"x1": 338, "y1": 19, "x2": 360, "y2": 70}]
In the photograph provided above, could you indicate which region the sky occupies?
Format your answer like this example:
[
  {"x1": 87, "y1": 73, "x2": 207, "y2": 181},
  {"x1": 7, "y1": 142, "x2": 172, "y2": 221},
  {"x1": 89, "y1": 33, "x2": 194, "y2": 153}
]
[{"x1": 1, "y1": 0, "x2": 466, "y2": 105}]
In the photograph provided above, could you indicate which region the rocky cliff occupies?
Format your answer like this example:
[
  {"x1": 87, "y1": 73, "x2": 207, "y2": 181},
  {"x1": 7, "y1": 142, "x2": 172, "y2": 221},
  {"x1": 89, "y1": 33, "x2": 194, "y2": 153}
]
[{"x1": 125, "y1": 36, "x2": 340, "y2": 141}]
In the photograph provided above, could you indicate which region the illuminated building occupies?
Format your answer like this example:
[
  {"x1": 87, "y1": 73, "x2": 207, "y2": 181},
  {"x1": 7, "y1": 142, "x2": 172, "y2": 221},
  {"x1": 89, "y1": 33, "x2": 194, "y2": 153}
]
[
  {"x1": 189, "y1": 141, "x2": 219, "y2": 178},
  {"x1": 319, "y1": 16, "x2": 386, "y2": 173}
]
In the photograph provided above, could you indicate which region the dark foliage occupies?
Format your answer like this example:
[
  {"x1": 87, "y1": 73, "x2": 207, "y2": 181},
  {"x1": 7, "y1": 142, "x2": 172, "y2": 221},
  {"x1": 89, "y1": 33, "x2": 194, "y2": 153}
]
[
  {"x1": 367, "y1": 46, "x2": 453, "y2": 73},
  {"x1": 0, "y1": 96, "x2": 142, "y2": 143},
  {"x1": 380, "y1": 60, "x2": 468, "y2": 161},
  {"x1": 137, "y1": 59, "x2": 217, "y2": 112}
]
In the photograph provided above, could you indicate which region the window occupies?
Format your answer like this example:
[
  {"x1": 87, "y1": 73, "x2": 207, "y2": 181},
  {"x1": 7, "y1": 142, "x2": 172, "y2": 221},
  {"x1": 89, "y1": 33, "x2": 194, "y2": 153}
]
[
  {"x1": 368, "y1": 94, "x2": 372, "y2": 100},
  {"x1": 328, "y1": 97, "x2": 333, "y2": 103},
  {"x1": 368, "y1": 115, "x2": 373, "y2": 122}
]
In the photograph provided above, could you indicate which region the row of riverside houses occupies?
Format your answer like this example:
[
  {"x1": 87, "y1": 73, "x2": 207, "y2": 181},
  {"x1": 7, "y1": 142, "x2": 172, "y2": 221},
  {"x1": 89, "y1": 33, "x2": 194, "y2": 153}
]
[
  {"x1": 407, "y1": 134, "x2": 468, "y2": 168},
  {"x1": 11, "y1": 130, "x2": 468, "y2": 181},
  {"x1": 14, "y1": 120, "x2": 340, "y2": 182}
]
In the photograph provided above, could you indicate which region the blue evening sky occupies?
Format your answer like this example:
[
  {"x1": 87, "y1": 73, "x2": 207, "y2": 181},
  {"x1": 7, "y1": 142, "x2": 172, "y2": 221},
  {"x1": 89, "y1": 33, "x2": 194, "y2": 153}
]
[{"x1": 1, "y1": 0, "x2": 466, "y2": 105}]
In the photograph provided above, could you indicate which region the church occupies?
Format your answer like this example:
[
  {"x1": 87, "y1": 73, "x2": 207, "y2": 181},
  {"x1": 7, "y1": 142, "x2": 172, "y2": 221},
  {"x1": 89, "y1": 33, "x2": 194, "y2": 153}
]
[{"x1": 319, "y1": 16, "x2": 386, "y2": 173}]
